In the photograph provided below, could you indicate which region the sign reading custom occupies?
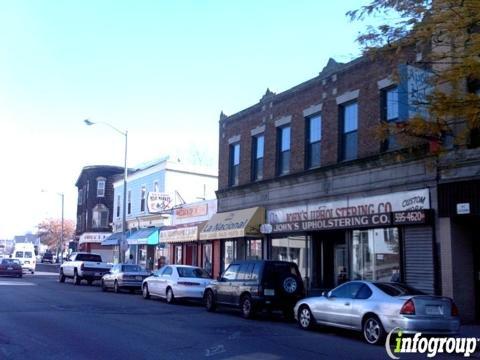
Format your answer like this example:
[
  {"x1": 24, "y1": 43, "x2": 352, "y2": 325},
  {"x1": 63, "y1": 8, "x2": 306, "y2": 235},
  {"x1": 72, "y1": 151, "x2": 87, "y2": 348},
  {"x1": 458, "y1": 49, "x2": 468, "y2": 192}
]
[
  {"x1": 174, "y1": 204, "x2": 208, "y2": 220},
  {"x1": 268, "y1": 189, "x2": 430, "y2": 233},
  {"x1": 147, "y1": 192, "x2": 173, "y2": 213},
  {"x1": 200, "y1": 207, "x2": 265, "y2": 240}
]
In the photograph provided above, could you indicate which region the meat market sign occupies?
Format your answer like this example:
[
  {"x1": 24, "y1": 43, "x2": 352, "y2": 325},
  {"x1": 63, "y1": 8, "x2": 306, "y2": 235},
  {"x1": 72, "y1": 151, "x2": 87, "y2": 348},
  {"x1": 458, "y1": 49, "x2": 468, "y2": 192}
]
[{"x1": 267, "y1": 189, "x2": 430, "y2": 233}]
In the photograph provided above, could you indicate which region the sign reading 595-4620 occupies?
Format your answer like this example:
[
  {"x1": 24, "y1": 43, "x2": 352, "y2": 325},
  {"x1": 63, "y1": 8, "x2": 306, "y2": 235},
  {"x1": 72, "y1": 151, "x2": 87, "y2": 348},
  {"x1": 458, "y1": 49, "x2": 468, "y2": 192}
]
[{"x1": 393, "y1": 210, "x2": 429, "y2": 225}]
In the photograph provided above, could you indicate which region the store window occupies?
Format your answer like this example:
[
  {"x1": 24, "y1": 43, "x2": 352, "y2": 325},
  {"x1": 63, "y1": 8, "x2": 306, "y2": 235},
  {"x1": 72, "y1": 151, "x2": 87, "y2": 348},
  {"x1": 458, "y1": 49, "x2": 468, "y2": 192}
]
[
  {"x1": 202, "y1": 243, "x2": 213, "y2": 276},
  {"x1": 351, "y1": 228, "x2": 400, "y2": 282},
  {"x1": 138, "y1": 246, "x2": 147, "y2": 267},
  {"x1": 223, "y1": 240, "x2": 237, "y2": 270},
  {"x1": 246, "y1": 239, "x2": 262, "y2": 260},
  {"x1": 271, "y1": 236, "x2": 307, "y2": 279}
]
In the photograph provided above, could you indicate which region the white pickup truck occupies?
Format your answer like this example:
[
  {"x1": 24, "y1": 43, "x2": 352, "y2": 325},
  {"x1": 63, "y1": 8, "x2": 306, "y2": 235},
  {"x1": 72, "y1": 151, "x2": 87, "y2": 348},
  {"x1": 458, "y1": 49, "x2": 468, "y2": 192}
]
[{"x1": 59, "y1": 252, "x2": 112, "y2": 285}]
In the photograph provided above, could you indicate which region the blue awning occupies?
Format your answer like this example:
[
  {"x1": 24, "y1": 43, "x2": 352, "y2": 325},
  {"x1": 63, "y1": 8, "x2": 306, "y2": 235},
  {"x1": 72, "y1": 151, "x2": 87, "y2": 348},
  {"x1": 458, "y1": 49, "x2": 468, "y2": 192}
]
[
  {"x1": 127, "y1": 227, "x2": 159, "y2": 245},
  {"x1": 101, "y1": 232, "x2": 125, "y2": 246}
]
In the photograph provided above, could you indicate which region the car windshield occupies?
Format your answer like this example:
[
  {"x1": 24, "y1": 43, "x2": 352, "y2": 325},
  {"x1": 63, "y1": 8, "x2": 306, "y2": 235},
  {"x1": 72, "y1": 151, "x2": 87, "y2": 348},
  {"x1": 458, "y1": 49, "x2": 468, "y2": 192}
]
[
  {"x1": 75, "y1": 254, "x2": 102, "y2": 262},
  {"x1": 122, "y1": 265, "x2": 144, "y2": 272},
  {"x1": 15, "y1": 251, "x2": 24, "y2": 258},
  {"x1": 24, "y1": 251, "x2": 33, "y2": 258},
  {"x1": 177, "y1": 267, "x2": 210, "y2": 278},
  {"x1": 373, "y1": 282, "x2": 425, "y2": 296},
  {"x1": 2, "y1": 259, "x2": 20, "y2": 265}
]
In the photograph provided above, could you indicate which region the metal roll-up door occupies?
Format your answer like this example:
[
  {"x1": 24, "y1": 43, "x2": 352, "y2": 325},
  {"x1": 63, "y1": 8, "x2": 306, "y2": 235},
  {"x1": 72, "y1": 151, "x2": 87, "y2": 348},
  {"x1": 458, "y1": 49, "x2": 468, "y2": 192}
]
[{"x1": 403, "y1": 226, "x2": 435, "y2": 294}]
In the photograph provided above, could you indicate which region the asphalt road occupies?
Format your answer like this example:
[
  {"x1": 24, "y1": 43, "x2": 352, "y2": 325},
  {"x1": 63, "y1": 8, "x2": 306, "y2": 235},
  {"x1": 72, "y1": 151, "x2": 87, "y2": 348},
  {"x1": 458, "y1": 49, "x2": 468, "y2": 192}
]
[{"x1": 0, "y1": 274, "x2": 475, "y2": 360}]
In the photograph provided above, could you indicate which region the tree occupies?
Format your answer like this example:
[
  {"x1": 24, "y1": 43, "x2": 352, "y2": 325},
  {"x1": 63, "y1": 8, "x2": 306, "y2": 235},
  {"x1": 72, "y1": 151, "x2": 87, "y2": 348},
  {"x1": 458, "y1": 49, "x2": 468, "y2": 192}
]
[
  {"x1": 348, "y1": 0, "x2": 480, "y2": 152},
  {"x1": 37, "y1": 218, "x2": 75, "y2": 253}
]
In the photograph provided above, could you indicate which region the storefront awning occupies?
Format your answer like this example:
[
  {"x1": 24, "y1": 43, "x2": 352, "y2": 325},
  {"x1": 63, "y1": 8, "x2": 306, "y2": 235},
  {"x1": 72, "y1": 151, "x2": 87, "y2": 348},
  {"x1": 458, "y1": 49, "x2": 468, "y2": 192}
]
[
  {"x1": 160, "y1": 222, "x2": 205, "y2": 243},
  {"x1": 101, "y1": 232, "x2": 125, "y2": 246},
  {"x1": 127, "y1": 227, "x2": 159, "y2": 245},
  {"x1": 199, "y1": 207, "x2": 265, "y2": 240}
]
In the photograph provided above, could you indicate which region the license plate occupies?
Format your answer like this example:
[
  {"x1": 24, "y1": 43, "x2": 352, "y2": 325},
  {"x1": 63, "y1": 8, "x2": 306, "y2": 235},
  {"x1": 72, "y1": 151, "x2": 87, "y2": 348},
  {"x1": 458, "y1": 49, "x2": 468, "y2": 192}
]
[
  {"x1": 264, "y1": 289, "x2": 275, "y2": 296},
  {"x1": 136, "y1": 276, "x2": 142, "y2": 280},
  {"x1": 426, "y1": 306, "x2": 442, "y2": 315}
]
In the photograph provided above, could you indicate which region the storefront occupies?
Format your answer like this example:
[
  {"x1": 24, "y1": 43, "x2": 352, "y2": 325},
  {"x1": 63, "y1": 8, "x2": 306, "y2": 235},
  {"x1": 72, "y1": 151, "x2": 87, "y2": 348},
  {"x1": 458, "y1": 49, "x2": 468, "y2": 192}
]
[
  {"x1": 101, "y1": 231, "x2": 128, "y2": 263},
  {"x1": 200, "y1": 207, "x2": 265, "y2": 276},
  {"x1": 78, "y1": 232, "x2": 112, "y2": 262},
  {"x1": 127, "y1": 227, "x2": 159, "y2": 270},
  {"x1": 160, "y1": 223, "x2": 205, "y2": 267},
  {"x1": 264, "y1": 189, "x2": 434, "y2": 294}
]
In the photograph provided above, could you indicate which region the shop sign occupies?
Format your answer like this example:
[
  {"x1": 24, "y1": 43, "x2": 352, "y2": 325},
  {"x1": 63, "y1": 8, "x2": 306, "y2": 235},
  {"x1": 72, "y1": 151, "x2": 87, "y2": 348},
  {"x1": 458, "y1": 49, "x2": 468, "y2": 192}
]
[
  {"x1": 160, "y1": 226, "x2": 198, "y2": 243},
  {"x1": 79, "y1": 232, "x2": 111, "y2": 244},
  {"x1": 267, "y1": 189, "x2": 430, "y2": 233},
  {"x1": 175, "y1": 204, "x2": 208, "y2": 219},
  {"x1": 392, "y1": 210, "x2": 430, "y2": 225},
  {"x1": 456, "y1": 203, "x2": 470, "y2": 215},
  {"x1": 147, "y1": 192, "x2": 173, "y2": 213}
]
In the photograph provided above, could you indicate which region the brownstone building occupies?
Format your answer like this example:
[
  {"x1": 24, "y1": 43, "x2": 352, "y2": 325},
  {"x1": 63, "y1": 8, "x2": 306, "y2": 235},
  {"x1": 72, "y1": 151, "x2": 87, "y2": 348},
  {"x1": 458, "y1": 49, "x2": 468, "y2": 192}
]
[{"x1": 210, "y1": 53, "x2": 480, "y2": 323}]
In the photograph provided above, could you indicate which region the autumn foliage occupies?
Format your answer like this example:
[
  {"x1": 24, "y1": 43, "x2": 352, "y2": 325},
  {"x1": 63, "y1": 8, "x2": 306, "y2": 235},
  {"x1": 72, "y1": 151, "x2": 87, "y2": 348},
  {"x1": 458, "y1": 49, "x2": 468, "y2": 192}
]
[{"x1": 37, "y1": 218, "x2": 75, "y2": 251}]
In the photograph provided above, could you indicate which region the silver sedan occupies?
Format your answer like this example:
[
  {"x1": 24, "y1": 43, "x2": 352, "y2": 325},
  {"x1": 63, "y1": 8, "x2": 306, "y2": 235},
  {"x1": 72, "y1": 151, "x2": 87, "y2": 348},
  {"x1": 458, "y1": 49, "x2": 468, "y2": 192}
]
[
  {"x1": 101, "y1": 264, "x2": 150, "y2": 293},
  {"x1": 294, "y1": 281, "x2": 460, "y2": 345},
  {"x1": 142, "y1": 265, "x2": 212, "y2": 304}
]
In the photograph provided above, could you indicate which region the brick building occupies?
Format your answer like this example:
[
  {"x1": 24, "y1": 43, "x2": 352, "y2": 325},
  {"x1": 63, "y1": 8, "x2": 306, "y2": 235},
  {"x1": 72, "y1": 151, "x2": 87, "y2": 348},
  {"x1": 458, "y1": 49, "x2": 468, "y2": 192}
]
[
  {"x1": 209, "y1": 50, "x2": 479, "y2": 323},
  {"x1": 75, "y1": 165, "x2": 124, "y2": 261}
]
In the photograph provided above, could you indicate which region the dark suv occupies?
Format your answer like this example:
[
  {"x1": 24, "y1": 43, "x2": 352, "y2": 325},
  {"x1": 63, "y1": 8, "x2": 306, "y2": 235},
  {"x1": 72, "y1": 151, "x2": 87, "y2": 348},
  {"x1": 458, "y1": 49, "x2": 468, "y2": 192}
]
[
  {"x1": 204, "y1": 260, "x2": 305, "y2": 319},
  {"x1": 41, "y1": 252, "x2": 53, "y2": 264}
]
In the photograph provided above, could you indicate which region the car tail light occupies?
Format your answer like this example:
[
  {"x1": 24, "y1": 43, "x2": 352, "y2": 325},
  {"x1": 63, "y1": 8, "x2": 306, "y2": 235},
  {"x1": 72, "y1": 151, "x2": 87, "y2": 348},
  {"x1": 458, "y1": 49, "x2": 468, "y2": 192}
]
[
  {"x1": 400, "y1": 299, "x2": 416, "y2": 315},
  {"x1": 178, "y1": 281, "x2": 200, "y2": 286},
  {"x1": 451, "y1": 301, "x2": 459, "y2": 316}
]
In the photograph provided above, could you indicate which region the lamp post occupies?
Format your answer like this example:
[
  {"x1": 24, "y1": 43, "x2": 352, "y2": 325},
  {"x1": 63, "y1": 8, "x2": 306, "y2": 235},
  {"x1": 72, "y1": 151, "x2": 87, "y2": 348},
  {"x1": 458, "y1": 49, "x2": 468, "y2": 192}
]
[
  {"x1": 41, "y1": 190, "x2": 64, "y2": 263},
  {"x1": 84, "y1": 119, "x2": 128, "y2": 263}
]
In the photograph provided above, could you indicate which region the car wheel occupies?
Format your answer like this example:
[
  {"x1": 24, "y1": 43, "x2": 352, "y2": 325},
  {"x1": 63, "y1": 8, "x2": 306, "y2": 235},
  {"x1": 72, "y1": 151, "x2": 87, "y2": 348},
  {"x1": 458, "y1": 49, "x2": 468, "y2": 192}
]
[
  {"x1": 87, "y1": 279, "x2": 93, "y2": 286},
  {"x1": 363, "y1": 315, "x2": 386, "y2": 345},
  {"x1": 240, "y1": 294, "x2": 255, "y2": 319},
  {"x1": 31, "y1": 270, "x2": 34, "y2": 275},
  {"x1": 205, "y1": 290, "x2": 216, "y2": 312},
  {"x1": 114, "y1": 280, "x2": 120, "y2": 293},
  {"x1": 282, "y1": 276, "x2": 299, "y2": 295},
  {"x1": 166, "y1": 287, "x2": 175, "y2": 304},
  {"x1": 59, "y1": 270, "x2": 65, "y2": 283},
  {"x1": 18, "y1": 274, "x2": 22, "y2": 278},
  {"x1": 73, "y1": 270, "x2": 81, "y2": 285},
  {"x1": 101, "y1": 280, "x2": 107, "y2": 292},
  {"x1": 142, "y1": 284, "x2": 150, "y2": 299},
  {"x1": 298, "y1": 305, "x2": 314, "y2": 330}
]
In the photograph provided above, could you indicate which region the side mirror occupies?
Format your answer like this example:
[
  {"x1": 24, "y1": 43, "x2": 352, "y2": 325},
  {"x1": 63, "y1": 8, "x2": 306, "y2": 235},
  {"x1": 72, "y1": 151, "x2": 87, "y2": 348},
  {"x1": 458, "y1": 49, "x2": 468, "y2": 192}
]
[
  {"x1": 321, "y1": 291, "x2": 327, "y2": 297},
  {"x1": 217, "y1": 276, "x2": 224, "y2": 282}
]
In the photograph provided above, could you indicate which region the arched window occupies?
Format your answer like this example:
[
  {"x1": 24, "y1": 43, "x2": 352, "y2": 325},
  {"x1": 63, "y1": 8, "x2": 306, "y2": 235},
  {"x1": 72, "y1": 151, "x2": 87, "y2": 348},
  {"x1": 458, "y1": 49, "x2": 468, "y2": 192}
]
[{"x1": 92, "y1": 204, "x2": 109, "y2": 228}]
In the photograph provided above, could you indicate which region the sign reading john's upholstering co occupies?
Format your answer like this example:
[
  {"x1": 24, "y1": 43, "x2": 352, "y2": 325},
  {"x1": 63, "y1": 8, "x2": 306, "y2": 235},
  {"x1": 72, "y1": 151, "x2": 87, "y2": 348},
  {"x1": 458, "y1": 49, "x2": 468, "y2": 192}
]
[{"x1": 267, "y1": 189, "x2": 430, "y2": 233}]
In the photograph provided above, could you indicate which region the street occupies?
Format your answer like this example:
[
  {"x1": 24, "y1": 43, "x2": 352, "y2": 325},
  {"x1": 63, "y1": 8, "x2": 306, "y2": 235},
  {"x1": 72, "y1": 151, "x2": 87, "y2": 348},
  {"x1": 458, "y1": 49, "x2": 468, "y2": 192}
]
[{"x1": 0, "y1": 273, "x2": 395, "y2": 360}]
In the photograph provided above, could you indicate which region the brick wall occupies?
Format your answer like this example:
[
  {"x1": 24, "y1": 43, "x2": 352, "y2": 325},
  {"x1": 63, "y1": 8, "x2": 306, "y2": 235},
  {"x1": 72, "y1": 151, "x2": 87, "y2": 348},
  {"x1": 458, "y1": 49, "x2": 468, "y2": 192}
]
[{"x1": 218, "y1": 54, "x2": 415, "y2": 191}]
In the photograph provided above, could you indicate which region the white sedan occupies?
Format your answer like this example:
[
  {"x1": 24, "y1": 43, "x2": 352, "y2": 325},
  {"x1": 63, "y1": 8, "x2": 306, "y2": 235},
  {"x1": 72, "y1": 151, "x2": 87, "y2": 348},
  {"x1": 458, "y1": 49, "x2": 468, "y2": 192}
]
[{"x1": 142, "y1": 265, "x2": 212, "y2": 304}]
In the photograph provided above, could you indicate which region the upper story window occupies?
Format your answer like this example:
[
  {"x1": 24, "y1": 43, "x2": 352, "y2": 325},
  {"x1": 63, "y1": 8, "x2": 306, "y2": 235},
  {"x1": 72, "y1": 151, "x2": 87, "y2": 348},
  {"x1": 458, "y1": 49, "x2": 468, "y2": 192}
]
[
  {"x1": 140, "y1": 186, "x2": 146, "y2": 212},
  {"x1": 92, "y1": 204, "x2": 109, "y2": 228},
  {"x1": 229, "y1": 143, "x2": 240, "y2": 186},
  {"x1": 306, "y1": 114, "x2": 322, "y2": 169},
  {"x1": 340, "y1": 102, "x2": 358, "y2": 161},
  {"x1": 127, "y1": 190, "x2": 132, "y2": 215},
  {"x1": 153, "y1": 181, "x2": 159, "y2": 192},
  {"x1": 96, "y1": 177, "x2": 106, "y2": 197},
  {"x1": 251, "y1": 134, "x2": 264, "y2": 181},
  {"x1": 277, "y1": 126, "x2": 291, "y2": 176},
  {"x1": 116, "y1": 195, "x2": 120, "y2": 218},
  {"x1": 78, "y1": 189, "x2": 83, "y2": 205},
  {"x1": 382, "y1": 86, "x2": 400, "y2": 150}
]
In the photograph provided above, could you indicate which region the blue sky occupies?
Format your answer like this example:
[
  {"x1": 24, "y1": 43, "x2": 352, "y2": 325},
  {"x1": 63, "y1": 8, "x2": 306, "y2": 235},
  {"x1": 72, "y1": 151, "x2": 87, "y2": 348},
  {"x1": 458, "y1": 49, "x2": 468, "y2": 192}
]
[{"x1": 0, "y1": 0, "x2": 370, "y2": 238}]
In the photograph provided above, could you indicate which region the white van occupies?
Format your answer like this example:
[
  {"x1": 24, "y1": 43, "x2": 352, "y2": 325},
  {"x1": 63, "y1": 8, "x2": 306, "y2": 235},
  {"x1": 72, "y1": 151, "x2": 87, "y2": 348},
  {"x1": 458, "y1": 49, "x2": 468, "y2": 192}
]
[{"x1": 12, "y1": 243, "x2": 36, "y2": 274}]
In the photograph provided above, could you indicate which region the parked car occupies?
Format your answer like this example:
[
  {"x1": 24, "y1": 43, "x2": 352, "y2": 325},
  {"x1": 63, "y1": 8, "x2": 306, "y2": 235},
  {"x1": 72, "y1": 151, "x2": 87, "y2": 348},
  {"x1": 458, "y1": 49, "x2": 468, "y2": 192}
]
[
  {"x1": 41, "y1": 252, "x2": 54, "y2": 264},
  {"x1": 294, "y1": 281, "x2": 460, "y2": 345},
  {"x1": 12, "y1": 243, "x2": 36, "y2": 274},
  {"x1": 0, "y1": 259, "x2": 22, "y2": 278},
  {"x1": 204, "y1": 260, "x2": 305, "y2": 319},
  {"x1": 101, "y1": 264, "x2": 150, "y2": 293},
  {"x1": 59, "y1": 252, "x2": 112, "y2": 285},
  {"x1": 142, "y1": 265, "x2": 212, "y2": 304}
]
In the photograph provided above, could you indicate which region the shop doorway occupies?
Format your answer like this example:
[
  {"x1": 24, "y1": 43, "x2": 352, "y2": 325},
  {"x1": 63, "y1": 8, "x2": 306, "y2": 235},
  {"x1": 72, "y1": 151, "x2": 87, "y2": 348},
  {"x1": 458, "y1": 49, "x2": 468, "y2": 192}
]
[{"x1": 311, "y1": 231, "x2": 347, "y2": 290}]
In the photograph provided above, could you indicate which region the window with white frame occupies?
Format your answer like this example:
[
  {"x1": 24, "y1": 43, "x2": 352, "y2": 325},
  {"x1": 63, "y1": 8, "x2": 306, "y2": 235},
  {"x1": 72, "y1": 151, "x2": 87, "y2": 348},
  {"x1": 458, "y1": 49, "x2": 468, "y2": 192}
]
[
  {"x1": 277, "y1": 125, "x2": 291, "y2": 175},
  {"x1": 229, "y1": 143, "x2": 240, "y2": 186},
  {"x1": 153, "y1": 181, "x2": 159, "y2": 192},
  {"x1": 92, "y1": 204, "x2": 109, "y2": 228},
  {"x1": 382, "y1": 86, "x2": 400, "y2": 150},
  {"x1": 116, "y1": 195, "x2": 120, "y2": 218},
  {"x1": 140, "y1": 186, "x2": 146, "y2": 212},
  {"x1": 252, "y1": 134, "x2": 264, "y2": 181},
  {"x1": 306, "y1": 114, "x2": 322, "y2": 168},
  {"x1": 96, "y1": 177, "x2": 106, "y2": 197},
  {"x1": 340, "y1": 102, "x2": 358, "y2": 161},
  {"x1": 127, "y1": 190, "x2": 132, "y2": 215}
]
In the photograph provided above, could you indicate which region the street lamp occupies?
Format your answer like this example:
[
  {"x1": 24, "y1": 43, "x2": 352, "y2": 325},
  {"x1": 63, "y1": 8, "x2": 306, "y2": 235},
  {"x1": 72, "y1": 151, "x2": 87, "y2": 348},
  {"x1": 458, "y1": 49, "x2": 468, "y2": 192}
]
[
  {"x1": 84, "y1": 119, "x2": 128, "y2": 263},
  {"x1": 41, "y1": 190, "x2": 64, "y2": 263}
]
